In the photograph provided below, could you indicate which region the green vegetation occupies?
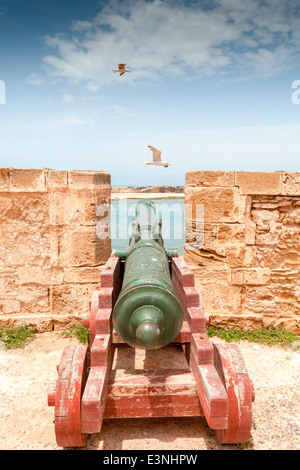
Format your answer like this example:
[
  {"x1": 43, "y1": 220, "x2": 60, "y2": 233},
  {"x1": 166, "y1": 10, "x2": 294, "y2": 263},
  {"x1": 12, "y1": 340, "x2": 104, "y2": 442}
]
[
  {"x1": 0, "y1": 323, "x2": 298, "y2": 351},
  {"x1": 0, "y1": 324, "x2": 36, "y2": 350},
  {"x1": 61, "y1": 324, "x2": 300, "y2": 349},
  {"x1": 60, "y1": 324, "x2": 89, "y2": 344},
  {"x1": 207, "y1": 326, "x2": 300, "y2": 349}
]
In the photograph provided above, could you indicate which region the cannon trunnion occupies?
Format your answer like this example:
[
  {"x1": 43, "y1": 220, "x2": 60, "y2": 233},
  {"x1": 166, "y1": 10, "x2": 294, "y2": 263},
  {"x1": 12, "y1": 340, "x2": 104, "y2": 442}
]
[{"x1": 48, "y1": 199, "x2": 255, "y2": 448}]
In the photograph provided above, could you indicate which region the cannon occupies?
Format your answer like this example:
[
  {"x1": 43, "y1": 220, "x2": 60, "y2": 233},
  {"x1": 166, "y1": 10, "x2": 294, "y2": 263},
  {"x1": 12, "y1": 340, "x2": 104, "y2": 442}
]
[
  {"x1": 112, "y1": 198, "x2": 183, "y2": 350},
  {"x1": 48, "y1": 199, "x2": 255, "y2": 448}
]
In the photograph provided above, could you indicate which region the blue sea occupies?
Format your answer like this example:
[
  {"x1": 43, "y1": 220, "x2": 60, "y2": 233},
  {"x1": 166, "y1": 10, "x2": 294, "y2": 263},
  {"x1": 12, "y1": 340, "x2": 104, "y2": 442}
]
[{"x1": 111, "y1": 198, "x2": 185, "y2": 255}]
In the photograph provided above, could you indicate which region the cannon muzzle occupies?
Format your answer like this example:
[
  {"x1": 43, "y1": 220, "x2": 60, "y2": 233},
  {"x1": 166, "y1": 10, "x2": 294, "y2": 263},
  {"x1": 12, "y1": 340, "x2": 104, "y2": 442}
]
[{"x1": 113, "y1": 199, "x2": 183, "y2": 350}]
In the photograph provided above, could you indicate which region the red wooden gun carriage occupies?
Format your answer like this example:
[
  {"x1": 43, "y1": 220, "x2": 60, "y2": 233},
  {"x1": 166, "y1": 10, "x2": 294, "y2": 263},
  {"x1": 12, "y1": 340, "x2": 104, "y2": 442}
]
[{"x1": 48, "y1": 251, "x2": 255, "y2": 447}]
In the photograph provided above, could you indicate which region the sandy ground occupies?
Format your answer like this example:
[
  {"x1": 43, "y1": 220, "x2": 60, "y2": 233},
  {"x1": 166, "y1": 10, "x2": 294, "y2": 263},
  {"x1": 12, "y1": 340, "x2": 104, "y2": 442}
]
[{"x1": 0, "y1": 332, "x2": 299, "y2": 451}]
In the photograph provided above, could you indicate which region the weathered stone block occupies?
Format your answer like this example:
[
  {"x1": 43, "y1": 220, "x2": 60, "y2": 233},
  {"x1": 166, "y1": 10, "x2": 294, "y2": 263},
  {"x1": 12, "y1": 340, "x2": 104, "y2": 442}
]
[
  {"x1": 249, "y1": 267, "x2": 271, "y2": 285},
  {"x1": 185, "y1": 171, "x2": 235, "y2": 187},
  {"x1": 281, "y1": 172, "x2": 300, "y2": 196},
  {"x1": 237, "y1": 194, "x2": 247, "y2": 223},
  {"x1": 245, "y1": 219, "x2": 256, "y2": 245},
  {"x1": 217, "y1": 224, "x2": 245, "y2": 244},
  {"x1": 68, "y1": 170, "x2": 110, "y2": 189},
  {"x1": 184, "y1": 204, "x2": 205, "y2": 248},
  {"x1": 256, "y1": 228, "x2": 282, "y2": 246},
  {"x1": 231, "y1": 267, "x2": 271, "y2": 285},
  {"x1": 282, "y1": 207, "x2": 300, "y2": 225},
  {"x1": 184, "y1": 244, "x2": 226, "y2": 267},
  {"x1": 244, "y1": 246, "x2": 258, "y2": 267},
  {"x1": 278, "y1": 226, "x2": 300, "y2": 250},
  {"x1": 231, "y1": 268, "x2": 244, "y2": 285},
  {"x1": 262, "y1": 315, "x2": 299, "y2": 333},
  {"x1": 190, "y1": 265, "x2": 231, "y2": 284},
  {"x1": 195, "y1": 281, "x2": 243, "y2": 314},
  {"x1": 0, "y1": 277, "x2": 5, "y2": 294},
  {"x1": 49, "y1": 188, "x2": 106, "y2": 226},
  {"x1": 51, "y1": 283, "x2": 96, "y2": 316},
  {"x1": 10, "y1": 169, "x2": 46, "y2": 192},
  {"x1": 14, "y1": 286, "x2": 51, "y2": 314},
  {"x1": 59, "y1": 227, "x2": 111, "y2": 267},
  {"x1": 243, "y1": 298, "x2": 277, "y2": 316},
  {"x1": 47, "y1": 170, "x2": 68, "y2": 188},
  {"x1": 270, "y1": 268, "x2": 299, "y2": 283},
  {"x1": 255, "y1": 207, "x2": 287, "y2": 246},
  {"x1": 241, "y1": 286, "x2": 277, "y2": 319},
  {"x1": 284, "y1": 251, "x2": 300, "y2": 266},
  {"x1": 185, "y1": 187, "x2": 240, "y2": 223},
  {"x1": 64, "y1": 266, "x2": 103, "y2": 284},
  {"x1": 210, "y1": 313, "x2": 263, "y2": 330},
  {"x1": 227, "y1": 245, "x2": 257, "y2": 268},
  {"x1": 17, "y1": 266, "x2": 64, "y2": 286},
  {"x1": 1, "y1": 300, "x2": 21, "y2": 314},
  {"x1": 0, "y1": 192, "x2": 49, "y2": 225},
  {"x1": 256, "y1": 247, "x2": 285, "y2": 268},
  {"x1": 3, "y1": 227, "x2": 49, "y2": 268},
  {"x1": 235, "y1": 171, "x2": 282, "y2": 195},
  {"x1": 49, "y1": 226, "x2": 60, "y2": 267},
  {"x1": 0, "y1": 168, "x2": 11, "y2": 191}
]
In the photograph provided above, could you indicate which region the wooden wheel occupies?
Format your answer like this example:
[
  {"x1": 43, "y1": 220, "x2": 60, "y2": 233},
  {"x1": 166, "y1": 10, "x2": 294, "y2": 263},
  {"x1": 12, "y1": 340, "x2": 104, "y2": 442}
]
[
  {"x1": 213, "y1": 343, "x2": 255, "y2": 444},
  {"x1": 54, "y1": 344, "x2": 90, "y2": 448}
]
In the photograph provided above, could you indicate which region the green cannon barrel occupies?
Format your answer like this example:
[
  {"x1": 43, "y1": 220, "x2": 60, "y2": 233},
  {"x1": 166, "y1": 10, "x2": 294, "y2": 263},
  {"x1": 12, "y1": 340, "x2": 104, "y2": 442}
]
[{"x1": 113, "y1": 199, "x2": 183, "y2": 350}]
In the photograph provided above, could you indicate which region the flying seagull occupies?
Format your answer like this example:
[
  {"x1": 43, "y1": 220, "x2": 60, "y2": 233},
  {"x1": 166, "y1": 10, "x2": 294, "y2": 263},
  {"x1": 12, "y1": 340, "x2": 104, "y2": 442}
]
[
  {"x1": 112, "y1": 64, "x2": 131, "y2": 76},
  {"x1": 145, "y1": 145, "x2": 170, "y2": 168}
]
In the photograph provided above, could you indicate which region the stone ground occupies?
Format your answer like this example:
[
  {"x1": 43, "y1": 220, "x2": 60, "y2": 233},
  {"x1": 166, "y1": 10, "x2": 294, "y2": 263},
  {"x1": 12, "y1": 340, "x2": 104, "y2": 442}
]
[{"x1": 0, "y1": 332, "x2": 299, "y2": 451}]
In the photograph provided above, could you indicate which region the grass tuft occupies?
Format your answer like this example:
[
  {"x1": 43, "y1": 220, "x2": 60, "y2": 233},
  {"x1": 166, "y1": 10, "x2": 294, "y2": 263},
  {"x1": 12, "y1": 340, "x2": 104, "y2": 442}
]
[
  {"x1": 60, "y1": 324, "x2": 89, "y2": 344},
  {"x1": 0, "y1": 324, "x2": 36, "y2": 350},
  {"x1": 207, "y1": 326, "x2": 300, "y2": 349}
]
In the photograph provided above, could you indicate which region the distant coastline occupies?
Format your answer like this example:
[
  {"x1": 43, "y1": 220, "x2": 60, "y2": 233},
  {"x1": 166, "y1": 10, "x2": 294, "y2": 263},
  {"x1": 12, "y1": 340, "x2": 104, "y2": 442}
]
[{"x1": 111, "y1": 185, "x2": 184, "y2": 200}]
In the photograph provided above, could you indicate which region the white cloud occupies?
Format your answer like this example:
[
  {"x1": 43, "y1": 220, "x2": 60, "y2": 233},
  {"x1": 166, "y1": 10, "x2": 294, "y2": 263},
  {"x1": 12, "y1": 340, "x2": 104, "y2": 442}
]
[
  {"x1": 62, "y1": 93, "x2": 75, "y2": 104},
  {"x1": 25, "y1": 73, "x2": 45, "y2": 86},
  {"x1": 102, "y1": 103, "x2": 137, "y2": 118},
  {"x1": 42, "y1": 0, "x2": 300, "y2": 88},
  {"x1": 85, "y1": 81, "x2": 100, "y2": 92}
]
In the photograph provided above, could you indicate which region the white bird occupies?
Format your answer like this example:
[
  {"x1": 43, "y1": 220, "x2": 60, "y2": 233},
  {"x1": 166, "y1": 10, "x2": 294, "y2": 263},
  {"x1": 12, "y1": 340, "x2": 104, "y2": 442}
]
[
  {"x1": 145, "y1": 146, "x2": 170, "y2": 167},
  {"x1": 112, "y1": 64, "x2": 131, "y2": 76}
]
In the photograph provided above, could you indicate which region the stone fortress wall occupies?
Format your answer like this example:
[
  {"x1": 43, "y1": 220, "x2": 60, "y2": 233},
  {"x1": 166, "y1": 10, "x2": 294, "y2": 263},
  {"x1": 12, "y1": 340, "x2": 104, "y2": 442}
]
[
  {"x1": 0, "y1": 169, "x2": 111, "y2": 331},
  {"x1": 0, "y1": 168, "x2": 299, "y2": 334},
  {"x1": 185, "y1": 171, "x2": 300, "y2": 333}
]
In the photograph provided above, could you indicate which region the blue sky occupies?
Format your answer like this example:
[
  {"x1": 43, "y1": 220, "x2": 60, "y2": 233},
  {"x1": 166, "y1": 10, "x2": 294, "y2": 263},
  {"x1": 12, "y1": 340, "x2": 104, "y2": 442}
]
[{"x1": 0, "y1": 0, "x2": 300, "y2": 186}]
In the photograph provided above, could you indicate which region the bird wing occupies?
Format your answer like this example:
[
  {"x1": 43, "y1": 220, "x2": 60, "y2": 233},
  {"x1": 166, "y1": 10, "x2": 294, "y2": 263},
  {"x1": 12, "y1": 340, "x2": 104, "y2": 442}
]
[
  {"x1": 148, "y1": 145, "x2": 162, "y2": 162},
  {"x1": 118, "y1": 64, "x2": 126, "y2": 69}
]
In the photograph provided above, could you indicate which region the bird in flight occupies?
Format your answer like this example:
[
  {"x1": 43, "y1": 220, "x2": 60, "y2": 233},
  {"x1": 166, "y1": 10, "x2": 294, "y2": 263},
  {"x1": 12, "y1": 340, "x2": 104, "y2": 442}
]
[
  {"x1": 112, "y1": 64, "x2": 131, "y2": 76},
  {"x1": 145, "y1": 146, "x2": 170, "y2": 168}
]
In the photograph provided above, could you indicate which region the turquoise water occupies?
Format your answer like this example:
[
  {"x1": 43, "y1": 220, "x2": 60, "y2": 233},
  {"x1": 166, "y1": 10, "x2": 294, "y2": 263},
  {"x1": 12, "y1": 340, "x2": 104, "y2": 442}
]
[{"x1": 111, "y1": 199, "x2": 185, "y2": 255}]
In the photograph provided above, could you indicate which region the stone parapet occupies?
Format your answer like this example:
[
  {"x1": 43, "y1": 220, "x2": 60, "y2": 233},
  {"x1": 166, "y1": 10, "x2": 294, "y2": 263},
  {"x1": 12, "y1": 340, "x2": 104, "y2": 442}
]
[
  {"x1": 185, "y1": 170, "x2": 300, "y2": 333},
  {"x1": 0, "y1": 168, "x2": 111, "y2": 331}
]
